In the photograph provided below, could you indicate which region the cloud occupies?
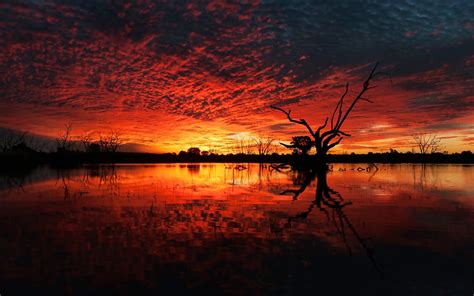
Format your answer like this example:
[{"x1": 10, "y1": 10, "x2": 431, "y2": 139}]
[{"x1": 1, "y1": 0, "x2": 473, "y2": 152}]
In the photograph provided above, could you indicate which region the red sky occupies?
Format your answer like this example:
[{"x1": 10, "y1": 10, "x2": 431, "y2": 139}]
[{"x1": 0, "y1": 1, "x2": 473, "y2": 153}]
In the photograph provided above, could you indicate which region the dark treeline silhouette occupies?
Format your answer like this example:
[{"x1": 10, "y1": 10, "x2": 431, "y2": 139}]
[{"x1": 1, "y1": 149, "x2": 473, "y2": 171}]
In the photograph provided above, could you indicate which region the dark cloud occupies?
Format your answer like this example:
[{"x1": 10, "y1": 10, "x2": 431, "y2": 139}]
[
  {"x1": 267, "y1": 123, "x2": 294, "y2": 131},
  {"x1": 424, "y1": 122, "x2": 474, "y2": 131},
  {"x1": 408, "y1": 93, "x2": 474, "y2": 118}
]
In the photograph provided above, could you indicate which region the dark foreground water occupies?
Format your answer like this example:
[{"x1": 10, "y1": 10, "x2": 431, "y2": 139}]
[{"x1": 0, "y1": 163, "x2": 472, "y2": 295}]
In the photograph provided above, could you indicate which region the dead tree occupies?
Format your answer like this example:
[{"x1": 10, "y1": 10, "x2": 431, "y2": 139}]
[
  {"x1": 412, "y1": 133, "x2": 441, "y2": 154},
  {"x1": 0, "y1": 131, "x2": 29, "y2": 152},
  {"x1": 56, "y1": 123, "x2": 73, "y2": 152},
  {"x1": 99, "y1": 131, "x2": 123, "y2": 152},
  {"x1": 79, "y1": 134, "x2": 93, "y2": 152},
  {"x1": 253, "y1": 136, "x2": 275, "y2": 155},
  {"x1": 272, "y1": 62, "x2": 383, "y2": 162},
  {"x1": 233, "y1": 137, "x2": 254, "y2": 155}
]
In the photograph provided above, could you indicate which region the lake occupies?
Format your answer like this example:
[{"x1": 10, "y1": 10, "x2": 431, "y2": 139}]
[{"x1": 0, "y1": 163, "x2": 473, "y2": 295}]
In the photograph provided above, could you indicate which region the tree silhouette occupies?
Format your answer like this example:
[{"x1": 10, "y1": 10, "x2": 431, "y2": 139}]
[
  {"x1": 253, "y1": 135, "x2": 275, "y2": 155},
  {"x1": 233, "y1": 137, "x2": 254, "y2": 155},
  {"x1": 79, "y1": 133, "x2": 93, "y2": 152},
  {"x1": 99, "y1": 131, "x2": 122, "y2": 152},
  {"x1": 412, "y1": 133, "x2": 442, "y2": 154},
  {"x1": 56, "y1": 123, "x2": 73, "y2": 152},
  {"x1": 187, "y1": 147, "x2": 201, "y2": 156},
  {"x1": 0, "y1": 130, "x2": 29, "y2": 152},
  {"x1": 281, "y1": 136, "x2": 313, "y2": 155},
  {"x1": 272, "y1": 63, "x2": 383, "y2": 162}
]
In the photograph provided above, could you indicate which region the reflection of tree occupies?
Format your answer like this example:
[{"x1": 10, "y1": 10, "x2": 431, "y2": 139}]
[
  {"x1": 62, "y1": 174, "x2": 70, "y2": 200},
  {"x1": 281, "y1": 168, "x2": 383, "y2": 276},
  {"x1": 0, "y1": 172, "x2": 26, "y2": 193},
  {"x1": 86, "y1": 165, "x2": 120, "y2": 196},
  {"x1": 412, "y1": 164, "x2": 439, "y2": 192},
  {"x1": 223, "y1": 163, "x2": 281, "y2": 190},
  {"x1": 55, "y1": 170, "x2": 73, "y2": 200},
  {"x1": 187, "y1": 164, "x2": 200, "y2": 175}
]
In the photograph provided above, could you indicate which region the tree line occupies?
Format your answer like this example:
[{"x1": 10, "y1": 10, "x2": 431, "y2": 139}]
[{"x1": 0, "y1": 124, "x2": 124, "y2": 153}]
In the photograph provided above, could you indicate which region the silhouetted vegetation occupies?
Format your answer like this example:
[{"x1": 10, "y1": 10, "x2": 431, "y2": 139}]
[
  {"x1": 1, "y1": 150, "x2": 472, "y2": 171},
  {"x1": 272, "y1": 63, "x2": 385, "y2": 164},
  {"x1": 56, "y1": 123, "x2": 74, "y2": 153},
  {"x1": 1, "y1": 119, "x2": 473, "y2": 171},
  {"x1": 412, "y1": 133, "x2": 442, "y2": 154},
  {"x1": 281, "y1": 136, "x2": 313, "y2": 156},
  {"x1": 253, "y1": 135, "x2": 275, "y2": 155},
  {"x1": 98, "y1": 131, "x2": 123, "y2": 152},
  {"x1": 187, "y1": 147, "x2": 201, "y2": 156},
  {"x1": 0, "y1": 130, "x2": 39, "y2": 153}
]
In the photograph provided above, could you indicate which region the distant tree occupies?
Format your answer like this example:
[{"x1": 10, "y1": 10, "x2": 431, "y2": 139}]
[
  {"x1": 87, "y1": 143, "x2": 101, "y2": 153},
  {"x1": 0, "y1": 130, "x2": 29, "y2": 152},
  {"x1": 201, "y1": 150, "x2": 209, "y2": 156},
  {"x1": 207, "y1": 144, "x2": 219, "y2": 155},
  {"x1": 56, "y1": 123, "x2": 73, "y2": 152},
  {"x1": 79, "y1": 133, "x2": 93, "y2": 152},
  {"x1": 26, "y1": 135, "x2": 48, "y2": 152},
  {"x1": 282, "y1": 136, "x2": 313, "y2": 155},
  {"x1": 99, "y1": 131, "x2": 123, "y2": 152},
  {"x1": 187, "y1": 147, "x2": 201, "y2": 156},
  {"x1": 233, "y1": 137, "x2": 254, "y2": 154},
  {"x1": 272, "y1": 63, "x2": 383, "y2": 162},
  {"x1": 253, "y1": 136, "x2": 275, "y2": 155},
  {"x1": 178, "y1": 150, "x2": 187, "y2": 157},
  {"x1": 412, "y1": 133, "x2": 442, "y2": 154}
]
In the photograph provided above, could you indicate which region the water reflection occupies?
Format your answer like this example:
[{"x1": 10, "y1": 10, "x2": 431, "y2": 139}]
[
  {"x1": 281, "y1": 168, "x2": 382, "y2": 275},
  {"x1": 0, "y1": 164, "x2": 472, "y2": 295}
]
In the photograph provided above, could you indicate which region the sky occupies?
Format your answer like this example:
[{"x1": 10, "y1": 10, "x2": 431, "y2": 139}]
[{"x1": 1, "y1": 0, "x2": 473, "y2": 153}]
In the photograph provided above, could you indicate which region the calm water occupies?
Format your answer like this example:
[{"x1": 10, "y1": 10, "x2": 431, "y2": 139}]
[{"x1": 0, "y1": 163, "x2": 473, "y2": 295}]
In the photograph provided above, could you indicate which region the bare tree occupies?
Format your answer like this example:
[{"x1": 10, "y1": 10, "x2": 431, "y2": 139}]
[
  {"x1": 412, "y1": 133, "x2": 442, "y2": 154},
  {"x1": 272, "y1": 63, "x2": 383, "y2": 161},
  {"x1": 208, "y1": 146, "x2": 220, "y2": 155},
  {"x1": 0, "y1": 130, "x2": 29, "y2": 152},
  {"x1": 56, "y1": 123, "x2": 74, "y2": 152},
  {"x1": 233, "y1": 137, "x2": 254, "y2": 155},
  {"x1": 253, "y1": 136, "x2": 274, "y2": 155},
  {"x1": 99, "y1": 130, "x2": 123, "y2": 152},
  {"x1": 26, "y1": 135, "x2": 49, "y2": 152},
  {"x1": 79, "y1": 133, "x2": 93, "y2": 152}
]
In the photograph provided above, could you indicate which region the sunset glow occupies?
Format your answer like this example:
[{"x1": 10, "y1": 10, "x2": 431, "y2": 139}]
[{"x1": 1, "y1": 1, "x2": 473, "y2": 153}]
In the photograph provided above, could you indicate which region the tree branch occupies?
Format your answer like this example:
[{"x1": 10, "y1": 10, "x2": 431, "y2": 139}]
[{"x1": 271, "y1": 106, "x2": 315, "y2": 137}]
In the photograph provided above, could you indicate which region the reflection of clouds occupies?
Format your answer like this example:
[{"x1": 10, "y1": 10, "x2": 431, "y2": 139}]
[{"x1": 0, "y1": 164, "x2": 473, "y2": 256}]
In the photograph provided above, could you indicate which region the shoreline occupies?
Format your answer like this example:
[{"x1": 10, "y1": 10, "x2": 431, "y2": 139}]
[{"x1": 1, "y1": 151, "x2": 473, "y2": 170}]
